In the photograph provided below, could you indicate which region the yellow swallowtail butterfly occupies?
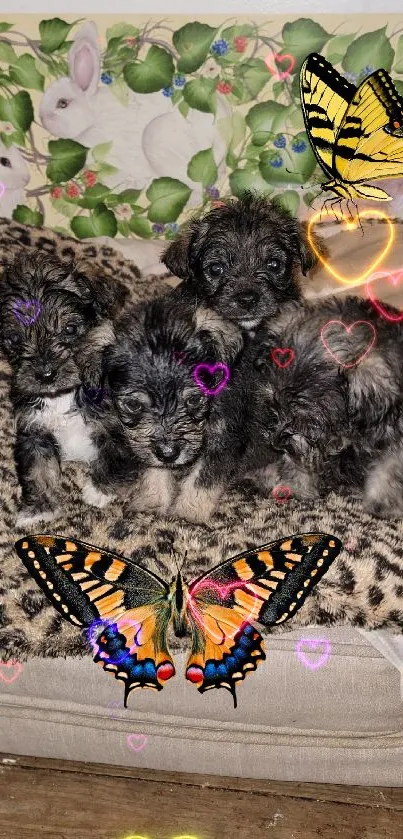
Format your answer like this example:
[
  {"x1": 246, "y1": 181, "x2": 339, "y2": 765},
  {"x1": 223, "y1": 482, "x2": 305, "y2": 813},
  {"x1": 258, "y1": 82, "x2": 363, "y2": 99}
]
[{"x1": 300, "y1": 52, "x2": 403, "y2": 203}]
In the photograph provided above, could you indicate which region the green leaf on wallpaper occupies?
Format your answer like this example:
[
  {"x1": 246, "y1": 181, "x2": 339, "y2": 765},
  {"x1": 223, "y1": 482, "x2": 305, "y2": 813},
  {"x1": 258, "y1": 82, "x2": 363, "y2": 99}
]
[
  {"x1": 9, "y1": 54, "x2": 45, "y2": 91},
  {"x1": 342, "y1": 28, "x2": 394, "y2": 74},
  {"x1": 106, "y1": 23, "x2": 140, "y2": 42},
  {"x1": 1, "y1": 127, "x2": 25, "y2": 147},
  {"x1": 51, "y1": 196, "x2": 79, "y2": 219},
  {"x1": 0, "y1": 41, "x2": 17, "y2": 64},
  {"x1": 0, "y1": 91, "x2": 33, "y2": 132},
  {"x1": 183, "y1": 78, "x2": 217, "y2": 113},
  {"x1": 282, "y1": 19, "x2": 330, "y2": 62},
  {"x1": 124, "y1": 46, "x2": 174, "y2": 93},
  {"x1": 394, "y1": 36, "x2": 403, "y2": 74},
  {"x1": 47, "y1": 139, "x2": 88, "y2": 182},
  {"x1": 246, "y1": 101, "x2": 287, "y2": 146},
  {"x1": 326, "y1": 33, "x2": 356, "y2": 65},
  {"x1": 147, "y1": 177, "x2": 191, "y2": 222},
  {"x1": 129, "y1": 215, "x2": 153, "y2": 238},
  {"x1": 272, "y1": 80, "x2": 286, "y2": 100},
  {"x1": 0, "y1": 71, "x2": 11, "y2": 86},
  {"x1": 92, "y1": 141, "x2": 113, "y2": 164},
  {"x1": 187, "y1": 148, "x2": 218, "y2": 187},
  {"x1": 229, "y1": 168, "x2": 274, "y2": 198},
  {"x1": 71, "y1": 204, "x2": 117, "y2": 239},
  {"x1": 178, "y1": 100, "x2": 190, "y2": 118},
  {"x1": 273, "y1": 190, "x2": 300, "y2": 216},
  {"x1": 173, "y1": 22, "x2": 216, "y2": 74},
  {"x1": 221, "y1": 23, "x2": 256, "y2": 43},
  {"x1": 217, "y1": 24, "x2": 257, "y2": 64},
  {"x1": 116, "y1": 189, "x2": 142, "y2": 207},
  {"x1": 12, "y1": 205, "x2": 44, "y2": 226},
  {"x1": 79, "y1": 183, "x2": 111, "y2": 209},
  {"x1": 393, "y1": 79, "x2": 403, "y2": 96},
  {"x1": 39, "y1": 18, "x2": 79, "y2": 54},
  {"x1": 0, "y1": 23, "x2": 14, "y2": 33},
  {"x1": 234, "y1": 59, "x2": 270, "y2": 101},
  {"x1": 259, "y1": 132, "x2": 316, "y2": 185}
]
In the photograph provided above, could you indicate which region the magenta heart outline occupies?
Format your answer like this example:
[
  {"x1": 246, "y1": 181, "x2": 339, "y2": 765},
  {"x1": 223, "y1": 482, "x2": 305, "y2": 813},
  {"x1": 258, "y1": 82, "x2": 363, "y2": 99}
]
[
  {"x1": 0, "y1": 660, "x2": 23, "y2": 684},
  {"x1": 13, "y1": 298, "x2": 42, "y2": 327},
  {"x1": 193, "y1": 362, "x2": 230, "y2": 396},
  {"x1": 295, "y1": 639, "x2": 331, "y2": 670},
  {"x1": 127, "y1": 733, "x2": 148, "y2": 752}
]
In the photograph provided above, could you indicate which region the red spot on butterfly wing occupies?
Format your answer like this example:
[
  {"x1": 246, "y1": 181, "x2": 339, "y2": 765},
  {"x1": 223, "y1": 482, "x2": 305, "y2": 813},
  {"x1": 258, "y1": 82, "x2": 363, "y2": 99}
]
[
  {"x1": 157, "y1": 661, "x2": 175, "y2": 681},
  {"x1": 186, "y1": 665, "x2": 204, "y2": 684}
]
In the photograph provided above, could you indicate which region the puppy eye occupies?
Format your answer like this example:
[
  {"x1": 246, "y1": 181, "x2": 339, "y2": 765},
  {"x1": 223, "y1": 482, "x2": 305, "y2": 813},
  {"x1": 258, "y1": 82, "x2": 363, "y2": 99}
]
[
  {"x1": 206, "y1": 262, "x2": 224, "y2": 279},
  {"x1": 63, "y1": 324, "x2": 78, "y2": 336},
  {"x1": 186, "y1": 393, "x2": 205, "y2": 411},
  {"x1": 267, "y1": 258, "x2": 282, "y2": 272},
  {"x1": 118, "y1": 399, "x2": 145, "y2": 426},
  {"x1": 56, "y1": 98, "x2": 69, "y2": 109}
]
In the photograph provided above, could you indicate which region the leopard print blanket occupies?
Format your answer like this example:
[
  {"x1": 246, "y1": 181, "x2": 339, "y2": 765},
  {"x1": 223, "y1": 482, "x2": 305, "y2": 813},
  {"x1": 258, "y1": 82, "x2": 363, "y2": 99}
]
[{"x1": 0, "y1": 220, "x2": 402, "y2": 662}]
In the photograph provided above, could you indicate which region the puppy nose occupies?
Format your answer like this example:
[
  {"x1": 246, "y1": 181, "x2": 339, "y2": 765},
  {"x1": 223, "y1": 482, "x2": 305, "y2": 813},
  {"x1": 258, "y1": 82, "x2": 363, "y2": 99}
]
[
  {"x1": 38, "y1": 366, "x2": 57, "y2": 383},
  {"x1": 154, "y1": 441, "x2": 180, "y2": 463},
  {"x1": 235, "y1": 290, "x2": 259, "y2": 308}
]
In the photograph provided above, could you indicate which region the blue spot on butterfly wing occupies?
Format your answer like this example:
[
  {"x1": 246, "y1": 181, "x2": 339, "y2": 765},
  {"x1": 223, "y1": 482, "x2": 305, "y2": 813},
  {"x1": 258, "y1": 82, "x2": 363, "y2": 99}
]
[
  {"x1": 199, "y1": 624, "x2": 265, "y2": 708},
  {"x1": 93, "y1": 623, "x2": 162, "y2": 706}
]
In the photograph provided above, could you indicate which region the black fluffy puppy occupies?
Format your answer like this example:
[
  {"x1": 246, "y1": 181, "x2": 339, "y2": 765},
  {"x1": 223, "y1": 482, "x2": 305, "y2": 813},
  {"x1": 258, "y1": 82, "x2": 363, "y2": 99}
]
[
  {"x1": 86, "y1": 295, "x2": 244, "y2": 523},
  {"x1": 162, "y1": 193, "x2": 318, "y2": 331},
  {"x1": 0, "y1": 251, "x2": 128, "y2": 525}
]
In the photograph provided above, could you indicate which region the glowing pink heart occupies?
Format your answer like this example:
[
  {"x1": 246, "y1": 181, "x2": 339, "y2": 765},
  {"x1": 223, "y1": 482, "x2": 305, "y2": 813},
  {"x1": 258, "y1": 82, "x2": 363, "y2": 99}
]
[
  {"x1": 272, "y1": 485, "x2": 292, "y2": 504},
  {"x1": 320, "y1": 320, "x2": 376, "y2": 369},
  {"x1": 0, "y1": 660, "x2": 23, "y2": 684},
  {"x1": 295, "y1": 639, "x2": 331, "y2": 670},
  {"x1": 193, "y1": 362, "x2": 230, "y2": 396},
  {"x1": 265, "y1": 52, "x2": 296, "y2": 80},
  {"x1": 127, "y1": 733, "x2": 147, "y2": 752},
  {"x1": 271, "y1": 347, "x2": 295, "y2": 369},
  {"x1": 366, "y1": 270, "x2": 403, "y2": 322},
  {"x1": 0, "y1": 182, "x2": 5, "y2": 200}
]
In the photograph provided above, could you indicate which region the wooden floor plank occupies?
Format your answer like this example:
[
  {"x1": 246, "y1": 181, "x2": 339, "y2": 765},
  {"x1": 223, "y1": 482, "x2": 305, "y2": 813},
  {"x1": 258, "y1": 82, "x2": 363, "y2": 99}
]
[
  {"x1": 0, "y1": 754, "x2": 402, "y2": 839},
  {"x1": 2, "y1": 753, "x2": 402, "y2": 810}
]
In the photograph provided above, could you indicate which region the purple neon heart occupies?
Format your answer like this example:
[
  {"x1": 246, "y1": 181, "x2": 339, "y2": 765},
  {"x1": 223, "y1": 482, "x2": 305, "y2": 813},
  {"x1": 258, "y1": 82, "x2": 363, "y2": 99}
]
[
  {"x1": 193, "y1": 362, "x2": 230, "y2": 396},
  {"x1": 12, "y1": 298, "x2": 41, "y2": 326},
  {"x1": 295, "y1": 638, "x2": 331, "y2": 670}
]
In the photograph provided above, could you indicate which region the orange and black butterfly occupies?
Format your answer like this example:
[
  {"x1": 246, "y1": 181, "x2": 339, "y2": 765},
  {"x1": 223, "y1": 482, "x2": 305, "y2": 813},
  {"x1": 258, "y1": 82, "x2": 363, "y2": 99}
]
[{"x1": 15, "y1": 532, "x2": 341, "y2": 707}]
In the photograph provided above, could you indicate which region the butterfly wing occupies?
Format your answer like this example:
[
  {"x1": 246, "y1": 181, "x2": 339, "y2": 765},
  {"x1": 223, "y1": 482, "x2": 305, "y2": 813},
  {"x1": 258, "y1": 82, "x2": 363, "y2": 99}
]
[
  {"x1": 184, "y1": 533, "x2": 342, "y2": 706},
  {"x1": 15, "y1": 535, "x2": 175, "y2": 704},
  {"x1": 333, "y1": 70, "x2": 403, "y2": 190},
  {"x1": 300, "y1": 52, "x2": 355, "y2": 178}
]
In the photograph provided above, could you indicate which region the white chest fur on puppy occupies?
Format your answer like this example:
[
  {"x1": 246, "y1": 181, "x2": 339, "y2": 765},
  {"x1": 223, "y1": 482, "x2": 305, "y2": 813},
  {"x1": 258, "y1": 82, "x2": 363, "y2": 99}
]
[{"x1": 31, "y1": 391, "x2": 96, "y2": 463}]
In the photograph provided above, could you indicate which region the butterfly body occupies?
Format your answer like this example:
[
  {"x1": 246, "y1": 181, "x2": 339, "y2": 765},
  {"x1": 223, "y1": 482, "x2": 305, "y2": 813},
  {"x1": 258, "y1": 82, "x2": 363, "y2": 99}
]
[
  {"x1": 15, "y1": 532, "x2": 342, "y2": 708},
  {"x1": 300, "y1": 52, "x2": 403, "y2": 203}
]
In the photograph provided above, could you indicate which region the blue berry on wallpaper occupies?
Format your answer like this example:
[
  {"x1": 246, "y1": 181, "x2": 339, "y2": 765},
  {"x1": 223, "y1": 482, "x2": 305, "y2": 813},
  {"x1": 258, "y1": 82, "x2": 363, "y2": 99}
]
[
  {"x1": 206, "y1": 186, "x2": 220, "y2": 199},
  {"x1": 162, "y1": 86, "x2": 173, "y2": 97},
  {"x1": 167, "y1": 222, "x2": 180, "y2": 232},
  {"x1": 273, "y1": 135, "x2": 286, "y2": 149},
  {"x1": 101, "y1": 72, "x2": 113, "y2": 85},
  {"x1": 152, "y1": 223, "x2": 165, "y2": 234},
  {"x1": 270, "y1": 155, "x2": 283, "y2": 168},
  {"x1": 292, "y1": 139, "x2": 307, "y2": 153},
  {"x1": 342, "y1": 71, "x2": 358, "y2": 84},
  {"x1": 174, "y1": 75, "x2": 186, "y2": 88},
  {"x1": 359, "y1": 65, "x2": 375, "y2": 80},
  {"x1": 211, "y1": 39, "x2": 229, "y2": 56}
]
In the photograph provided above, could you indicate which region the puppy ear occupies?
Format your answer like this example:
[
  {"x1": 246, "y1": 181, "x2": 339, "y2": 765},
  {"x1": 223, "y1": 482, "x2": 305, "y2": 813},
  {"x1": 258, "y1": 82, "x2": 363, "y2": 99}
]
[
  {"x1": 193, "y1": 307, "x2": 243, "y2": 365},
  {"x1": 161, "y1": 228, "x2": 193, "y2": 278},
  {"x1": 69, "y1": 260, "x2": 130, "y2": 318},
  {"x1": 295, "y1": 222, "x2": 322, "y2": 276}
]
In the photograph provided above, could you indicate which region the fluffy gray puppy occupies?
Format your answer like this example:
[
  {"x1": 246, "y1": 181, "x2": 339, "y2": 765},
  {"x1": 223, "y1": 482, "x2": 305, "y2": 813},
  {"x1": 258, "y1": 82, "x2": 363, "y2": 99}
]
[
  {"x1": 85, "y1": 294, "x2": 244, "y2": 523},
  {"x1": 162, "y1": 193, "x2": 318, "y2": 332}
]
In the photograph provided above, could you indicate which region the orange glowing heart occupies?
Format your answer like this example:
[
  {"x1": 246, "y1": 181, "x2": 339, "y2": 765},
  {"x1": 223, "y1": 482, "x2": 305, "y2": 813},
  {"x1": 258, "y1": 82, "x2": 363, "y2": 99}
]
[{"x1": 307, "y1": 210, "x2": 395, "y2": 286}]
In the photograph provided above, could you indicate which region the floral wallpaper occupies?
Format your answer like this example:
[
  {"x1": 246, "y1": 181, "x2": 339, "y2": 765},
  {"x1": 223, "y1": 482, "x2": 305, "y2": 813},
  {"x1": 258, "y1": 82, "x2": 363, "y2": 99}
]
[{"x1": 0, "y1": 14, "x2": 403, "y2": 240}]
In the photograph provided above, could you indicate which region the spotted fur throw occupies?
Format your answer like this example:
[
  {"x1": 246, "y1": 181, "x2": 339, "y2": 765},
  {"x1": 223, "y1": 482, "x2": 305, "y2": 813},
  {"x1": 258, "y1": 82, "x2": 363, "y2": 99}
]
[{"x1": 0, "y1": 220, "x2": 402, "y2": 662}]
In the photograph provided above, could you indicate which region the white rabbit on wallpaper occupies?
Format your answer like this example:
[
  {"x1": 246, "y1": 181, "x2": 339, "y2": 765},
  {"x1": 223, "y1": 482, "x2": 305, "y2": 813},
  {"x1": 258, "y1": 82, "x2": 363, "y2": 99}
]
[
  {"x1": 0, "y1": 141, "x2": 30, "y2": 219},
  {"x1": 39, "y1": 21, "x2": 231, "y2": 199}
]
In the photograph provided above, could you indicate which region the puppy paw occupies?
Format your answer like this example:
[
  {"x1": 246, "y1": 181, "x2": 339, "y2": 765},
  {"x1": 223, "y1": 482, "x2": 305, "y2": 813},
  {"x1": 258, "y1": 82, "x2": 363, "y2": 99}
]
[
  {"x1": 82, "y1": 480, "x2": 115, "y2": 509},
  {"x1": 16, "y1": 506, "x2": 59, "y2": 528},
  {"x1": 173, "y1": 487, "x2": 220, "y2": 525}
]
